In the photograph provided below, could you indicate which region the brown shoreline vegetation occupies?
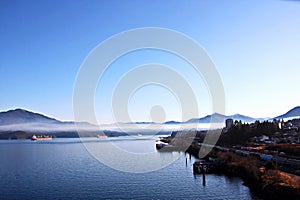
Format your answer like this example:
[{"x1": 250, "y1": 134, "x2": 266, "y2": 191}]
[{"x1": 214, "y1": 152, "x2": 300, "y2": 199}]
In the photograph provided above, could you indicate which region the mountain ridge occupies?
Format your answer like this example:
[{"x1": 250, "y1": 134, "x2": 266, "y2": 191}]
[
  {"x1": 275, "y1": 106, "x2": 300, "y2": 119},
  {"x1": 0, "y1": 108, "x2": 61, "y2": 125},
  {"x1": 178, "y1": 113, "x2": 256, "y2": 124},
  {"x1": 0, "y1": 106, "x2": 299, "y2": 128}
]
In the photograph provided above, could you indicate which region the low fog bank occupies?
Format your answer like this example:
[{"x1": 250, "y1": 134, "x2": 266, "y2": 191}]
[
  {"x1": 0, "y1": 122, "x2": 224, "y2": 139},
  {"x1": 0, "y1": 122, "x2": 223, "y2": 132}
]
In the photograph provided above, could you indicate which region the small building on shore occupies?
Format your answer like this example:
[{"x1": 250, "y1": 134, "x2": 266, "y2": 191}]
[{"x1": 225, "y1": 118, "x2": 233, "y2": 129}]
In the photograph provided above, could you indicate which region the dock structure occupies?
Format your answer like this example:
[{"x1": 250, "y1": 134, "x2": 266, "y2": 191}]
[{"x1": 193, "y1": 160, "x2": 217, "y2": 174}]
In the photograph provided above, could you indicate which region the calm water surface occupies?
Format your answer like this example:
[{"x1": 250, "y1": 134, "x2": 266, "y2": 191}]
[{"x1": 0, "y1": 137, "x2": 261, "y2": 199}]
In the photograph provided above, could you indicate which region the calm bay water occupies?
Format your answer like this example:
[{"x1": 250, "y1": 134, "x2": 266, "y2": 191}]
[{"x1": 0, "y1": 137, "x2": 260, "y2": 199}]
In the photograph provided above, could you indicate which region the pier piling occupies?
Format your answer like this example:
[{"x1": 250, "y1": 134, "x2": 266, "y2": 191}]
[{"x1": 202, "y1": 173, "x2": 206, "y2": 186}]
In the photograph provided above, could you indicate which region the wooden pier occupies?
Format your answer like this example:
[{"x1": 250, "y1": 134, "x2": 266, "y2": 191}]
[{"x1": 193, "y1": 160, "x2": 217, "y2": 174}]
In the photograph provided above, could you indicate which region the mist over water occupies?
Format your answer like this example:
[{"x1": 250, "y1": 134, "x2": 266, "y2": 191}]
[{"x1": 0, "y1": 122, "x2": 224, "y2": 133}]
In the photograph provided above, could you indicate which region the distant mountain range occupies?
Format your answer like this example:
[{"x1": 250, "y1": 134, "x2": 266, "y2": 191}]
[
  {"x1": 164, "y1": 113, "x2": 257, "y2": 124},
  {"x1": 164, "y1": 106, "x2": 300, "y2": 124},
  {"x1": 0, "y1": 109, "x2": 118, "y2": 139},
  {"x1": 182, "y1": 113, "x2": 256, "y2": 124},
  {"x1": 0, "y1": 109, "x2": 98, "y2": 130},
  {"x1": 0, "y1": 106, "x2": 300, "y2": 139},
  {"x1": 274, "y1": 106, "x2": 300, "y2": 119},
  {"x1": 0, "y1": 108, "x2": 60, "y2": 125}
]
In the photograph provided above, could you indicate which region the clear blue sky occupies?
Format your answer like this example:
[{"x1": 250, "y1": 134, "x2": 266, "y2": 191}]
[{"x1": 1, "y1": 0, "x2": 300, "y2": 123}]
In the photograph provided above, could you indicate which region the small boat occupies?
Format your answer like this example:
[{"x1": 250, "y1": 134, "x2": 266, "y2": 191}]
[
  {"x1": 155, "y1": 141, "x2": 182, "y2": 151},
  {"x1": 31, "y1": 135, "x2": 52, "y2": 141},
  {"x1": 97, "y1": 135, "x2": 108, "y2": 139},
  {"x1": 155, "y1": 141, "x2": 169, "y2": 150},
  {"x1": 137, "y1": 134, "x2": 142, "y2": 137}
]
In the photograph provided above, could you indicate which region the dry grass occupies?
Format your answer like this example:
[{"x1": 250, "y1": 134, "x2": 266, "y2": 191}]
[
  {"x1": 218, "y1": 152, "x2": 300, "y2": 197},
  {"x1": 262, "y1": 170, "x2": 300, "y2": 189},
  {"x1": 218, "y1": 152, "x2": 259, "y2": 179},
  {"x1": 219, "y1": 152, "x2": 300, "y2": 188},
  {"x1": 218, "y1": 152, "x2": 258, "y2": 167}
]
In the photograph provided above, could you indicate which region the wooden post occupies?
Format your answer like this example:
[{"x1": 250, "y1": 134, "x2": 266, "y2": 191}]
[{"x1": 202, "y1": 164, "x2": 206, "y2": 186}]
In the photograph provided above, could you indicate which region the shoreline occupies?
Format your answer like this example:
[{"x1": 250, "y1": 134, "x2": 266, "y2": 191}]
[{"x1": 186, "y1": 145, "x2": 300, "y2": 200}]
